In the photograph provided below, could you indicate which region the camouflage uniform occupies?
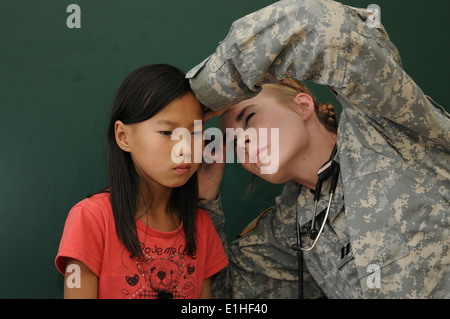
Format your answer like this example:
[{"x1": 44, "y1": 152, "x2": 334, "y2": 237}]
[{"x1": 188, "y1": 0, "x2": 450, "y2": 298}]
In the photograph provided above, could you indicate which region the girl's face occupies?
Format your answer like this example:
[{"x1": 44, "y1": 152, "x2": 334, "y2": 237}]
[
  {"x1": 116, "y1": 93, "x2": 203, "y2": 190},
  {"x1": 220, "y1": 89, "x2": 314, "y2": 184}
]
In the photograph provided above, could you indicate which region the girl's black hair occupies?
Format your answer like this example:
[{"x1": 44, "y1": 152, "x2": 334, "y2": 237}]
[{"x1": 106, "y1": 64, "x2": 198, "y2": 257}]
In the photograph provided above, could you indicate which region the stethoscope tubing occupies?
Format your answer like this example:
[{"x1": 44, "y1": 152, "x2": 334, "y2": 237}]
[{"x1": 293, "y1": 144, "x2": 340, "y2": 298}]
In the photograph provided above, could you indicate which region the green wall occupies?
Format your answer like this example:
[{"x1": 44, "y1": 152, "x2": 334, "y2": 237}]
[{"x1": 0, "y1": 0, "x2": 448, "y2": 298}]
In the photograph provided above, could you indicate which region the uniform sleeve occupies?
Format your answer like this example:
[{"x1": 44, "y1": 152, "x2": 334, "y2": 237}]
[
  {"x1": 188, "y1": 0, "x2": 450, "y2": 149},
  {"x1": 55, "y1": 203, "x2": 105, "y2": 277},
  {"x1": 340, "y1": 6, "x2": 450, "y2": 150},
  {"x1": 199, "y1": 198, "x2": 233, "y2": 298},
  {"x1": 199, "y1": 195, "x2": 228, "y2": 252},
  {"x1": 187, "y1": 0, "x2": 348, "y2": 110},
  {"x1": 199, "y1": 209, "x2": 229, "y2": 280}
]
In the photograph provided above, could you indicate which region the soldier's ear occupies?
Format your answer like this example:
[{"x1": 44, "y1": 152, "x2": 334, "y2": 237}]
[{"x1": 293, "y1": 93, "x2": 314, "y2": 121}]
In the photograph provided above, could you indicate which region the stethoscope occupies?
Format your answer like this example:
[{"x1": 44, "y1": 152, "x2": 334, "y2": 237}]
[{"x1": 292, "y1": 143, "x2": 340, "y2": 298}]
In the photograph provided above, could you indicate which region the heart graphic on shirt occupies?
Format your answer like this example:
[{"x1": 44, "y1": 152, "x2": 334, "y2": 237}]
[{"x1": 125, "y1": 273, "x2": 139, "y2": 286}]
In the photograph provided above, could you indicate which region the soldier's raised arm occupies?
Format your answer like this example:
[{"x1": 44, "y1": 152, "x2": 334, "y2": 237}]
[{"x1": 188, "y1": 0, "x2": 449, "y2": 149}]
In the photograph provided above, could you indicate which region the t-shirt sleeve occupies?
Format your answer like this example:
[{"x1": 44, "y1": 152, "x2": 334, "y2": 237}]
[
  {"x1": 200, "y1": 210, "x2": 229, "y2": 279},
  {"x1": 55, "y1": 201, "x2": 105, "y2": 277}
]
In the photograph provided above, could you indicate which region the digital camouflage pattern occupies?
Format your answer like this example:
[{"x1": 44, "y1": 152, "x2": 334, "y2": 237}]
[{"x1": 190, "y1": 0, "x2": 450, "y2": 298}]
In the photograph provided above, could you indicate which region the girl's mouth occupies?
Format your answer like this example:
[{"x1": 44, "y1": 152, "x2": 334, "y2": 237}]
[{"x1": 173, "y1": 164, "x2": 191, "y2": 175}]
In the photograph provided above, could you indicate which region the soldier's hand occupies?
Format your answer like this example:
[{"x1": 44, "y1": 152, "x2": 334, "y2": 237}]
[
  {"x1": 198, "y1": 108, "x2": 226, "y2": 203},
  {"x1": 198, "y1": 159, "x2": 225, "y2": 204}
]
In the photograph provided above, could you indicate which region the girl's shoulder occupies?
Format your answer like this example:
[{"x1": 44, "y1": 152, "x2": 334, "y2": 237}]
[
  {"x1": 195, "y1": 208, "x2": 210, "y2": 222},
  {"x1": 74, "y1": 190, "x2": 111, "y2": 207},
  {"x1": 69, "y1": 191, "x2": 113, "y2": 221},
  {"x1": 195, "y1": 208, "x2": 216, "y2": 232}
]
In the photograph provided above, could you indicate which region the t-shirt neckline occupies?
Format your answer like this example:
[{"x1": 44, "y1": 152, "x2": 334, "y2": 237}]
[{"x1": 135, "y1": 217, "x2": 184, "y2": 238}]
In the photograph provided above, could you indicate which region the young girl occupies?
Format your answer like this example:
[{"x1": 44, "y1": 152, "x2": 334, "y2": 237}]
[{"x1": 55, "y1": 64, "x2": 228, "y2": 299}]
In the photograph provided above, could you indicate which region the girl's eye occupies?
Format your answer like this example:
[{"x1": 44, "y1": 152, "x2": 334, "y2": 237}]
[
  {"x1": 245, "y1": 112, "x2": 255, "y2": 126},
  {"x1": 160, "y1": 131, "x2": 172, "y2": 136}
]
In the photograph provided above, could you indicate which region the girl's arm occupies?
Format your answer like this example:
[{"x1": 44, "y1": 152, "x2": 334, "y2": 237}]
[
  {"x1": 199, "y1": 278, "x2": 212, "y2": 299},
  {"x1": 64, "y1": 258, "x2": 98, "y2": 299}
]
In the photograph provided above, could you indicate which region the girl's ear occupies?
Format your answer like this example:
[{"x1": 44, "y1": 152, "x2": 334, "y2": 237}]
[
  {"x1": 115, "y1": 120, "x2": 131, "y2": 152},
  {"x1": 293, "y1": 93, "x2": 315, "y2": 121}
]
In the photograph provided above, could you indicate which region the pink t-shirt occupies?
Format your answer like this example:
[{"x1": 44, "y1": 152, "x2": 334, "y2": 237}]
[{"x1": 55, "y1": 192, "x2": 228, "y2": 299}]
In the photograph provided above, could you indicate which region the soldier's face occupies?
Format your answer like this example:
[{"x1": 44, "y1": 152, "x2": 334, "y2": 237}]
[{"x1": 220, "y1": 89, "x2": 313, "y2": 184}]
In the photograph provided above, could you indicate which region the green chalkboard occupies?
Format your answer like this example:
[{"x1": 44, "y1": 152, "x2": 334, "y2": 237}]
[{"x1": 0, "y1": 0, "x2": 448, "y2": 298}]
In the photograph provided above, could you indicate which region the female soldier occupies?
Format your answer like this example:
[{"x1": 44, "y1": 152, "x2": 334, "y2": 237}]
[{"x1": 191, "y1": 0, "x2": 449, "y2": 298}]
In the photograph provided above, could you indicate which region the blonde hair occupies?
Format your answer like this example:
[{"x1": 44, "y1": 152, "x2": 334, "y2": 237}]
[{"x1": 262, "y1": 79, "x2": 338, "y2": 134}]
